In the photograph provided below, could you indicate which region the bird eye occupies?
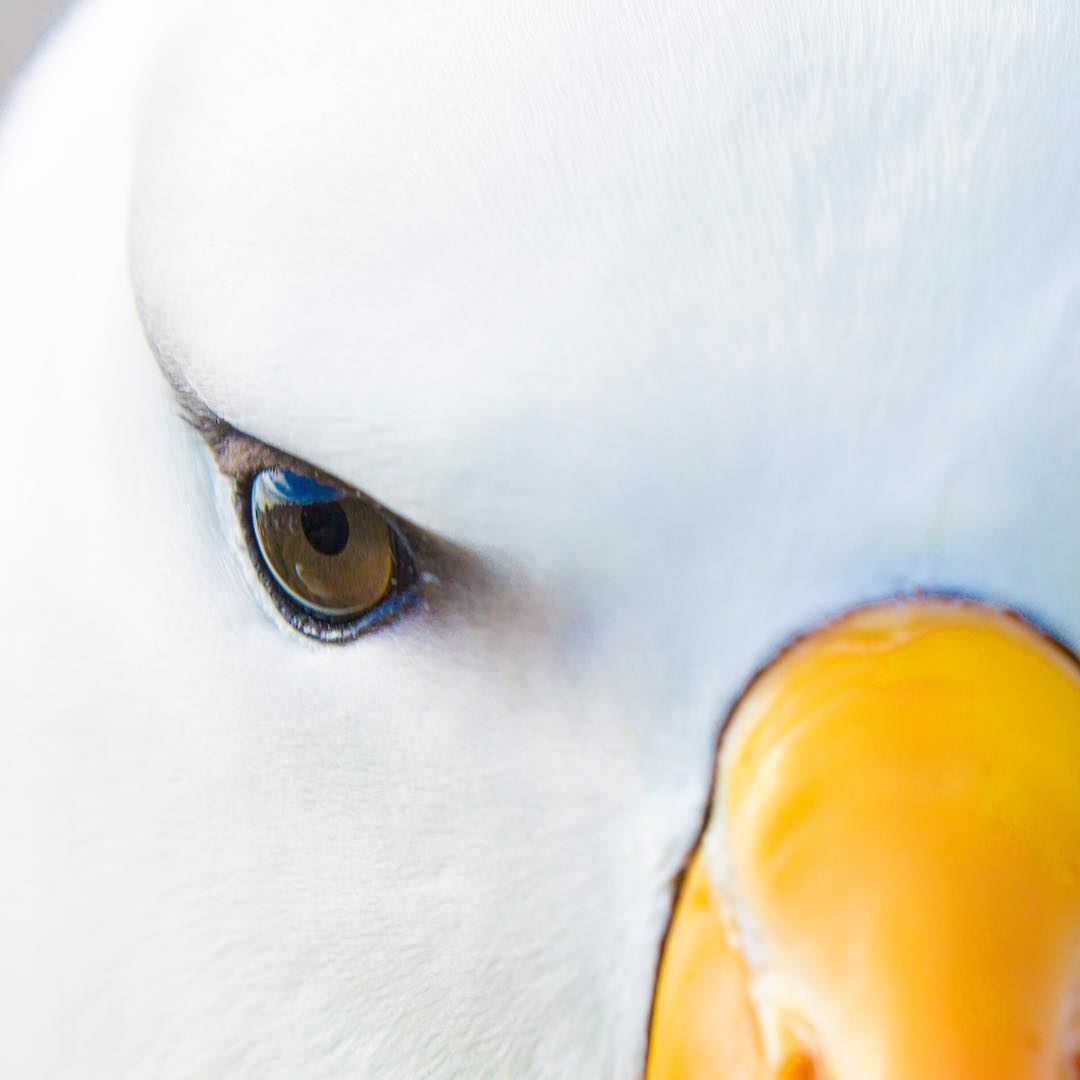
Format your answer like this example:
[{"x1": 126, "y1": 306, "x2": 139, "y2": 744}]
[{"x1": 248, "y1": 467, "x2": 416, "y2": 639}]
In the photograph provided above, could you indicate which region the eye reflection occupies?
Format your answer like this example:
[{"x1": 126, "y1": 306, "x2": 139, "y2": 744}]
[{"x1": 250, "y1": 468, "x2": 402, "y2": 620}]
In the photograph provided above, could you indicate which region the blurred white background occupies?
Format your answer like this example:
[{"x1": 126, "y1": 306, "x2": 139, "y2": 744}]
[{"x1": 1, "y1": 0, "x2": 71, "y2": 96}]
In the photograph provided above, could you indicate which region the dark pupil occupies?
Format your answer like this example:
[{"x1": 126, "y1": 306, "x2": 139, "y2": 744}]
[{"x1": 301, "y1": 501, "x2": 350, "y2": 556}]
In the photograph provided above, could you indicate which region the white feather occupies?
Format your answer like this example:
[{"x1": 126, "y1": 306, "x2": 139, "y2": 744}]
[{"x1": 1, "y1": 0, "x2": 1078, "y2": 1075}]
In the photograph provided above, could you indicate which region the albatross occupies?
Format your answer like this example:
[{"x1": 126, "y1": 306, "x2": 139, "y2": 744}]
[{"x1": 1, "y1": 1, "x2": 1079, "y2": 1077}]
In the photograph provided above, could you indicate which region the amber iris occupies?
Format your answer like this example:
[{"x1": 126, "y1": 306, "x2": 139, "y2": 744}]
[{"x1": 251, "y1": 468, "x2": 395, "y2": 618}]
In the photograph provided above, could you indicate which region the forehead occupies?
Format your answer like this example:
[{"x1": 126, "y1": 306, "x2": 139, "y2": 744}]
[{"x1": 131, "y1": 0, "x2": 1080, "y2": 621}]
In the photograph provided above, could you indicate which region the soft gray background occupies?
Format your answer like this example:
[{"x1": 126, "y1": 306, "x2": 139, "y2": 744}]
[{"x1": 1, "y1": 0, "x2": 71, "y2": 96}]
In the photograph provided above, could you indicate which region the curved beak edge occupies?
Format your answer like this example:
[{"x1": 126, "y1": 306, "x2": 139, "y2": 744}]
[{"x1": 648, "y1": 599, "x2": 1080, "y2": 1080}]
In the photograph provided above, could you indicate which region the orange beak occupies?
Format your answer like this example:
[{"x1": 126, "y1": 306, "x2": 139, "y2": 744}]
[{"x1": 648, "y1": 599, "x2": 1080, "y2": 1079}]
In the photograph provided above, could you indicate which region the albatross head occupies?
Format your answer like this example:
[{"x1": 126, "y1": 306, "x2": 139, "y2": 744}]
[{"x1": 1, "y1": 0, "x2": 1079, "y2": 1076}]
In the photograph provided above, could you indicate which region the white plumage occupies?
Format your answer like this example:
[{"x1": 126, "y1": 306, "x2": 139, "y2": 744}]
[{"x1": 1, "y1": 1, "x2": 1078, "y2": 1075}]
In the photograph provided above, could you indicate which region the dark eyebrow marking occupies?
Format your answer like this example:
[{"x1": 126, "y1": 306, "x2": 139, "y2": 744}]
[
  {"x1": 145, "y1": 329, "x2": 392, "y2": 491},
  {"x1": 149, "y1": 342, "x2": 225, "y2": 433},
  {"x1": 143, "y1": 333, "x2": 275, "y2": 477},
  {"x1": 139, "y1": 303, "x2": 360, "y2": 480}
]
